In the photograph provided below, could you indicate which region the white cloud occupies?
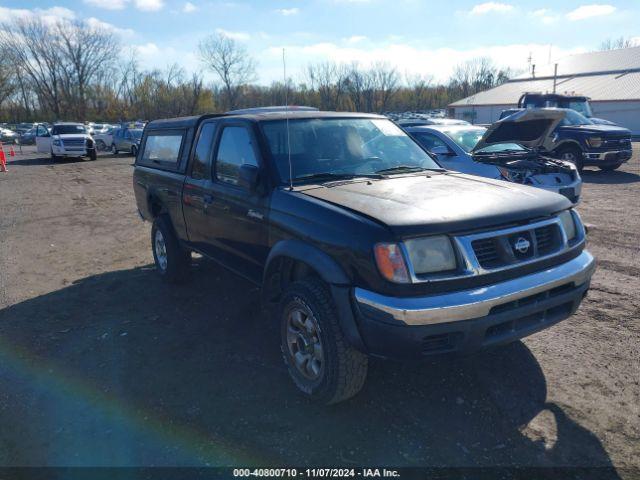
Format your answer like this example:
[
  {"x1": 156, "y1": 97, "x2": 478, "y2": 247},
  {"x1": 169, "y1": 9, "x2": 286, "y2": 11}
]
[
  {"x1": 469, "y1": 2, "x2": 514, "y2": 15},
  {"x1": 531, "y1": 8, "x2": 559, "y2": 24},
  {"x1": 134, "y1": 0, "x2": 164, "y2": 11},
  {"x1": 0, "y1": 5, "x2": 76, "y2": 24},
  {"x1": 566, "y1": 4, "x2": 616, "y2": 21},
  {"x1": 276, "y1": 7, "x2": 299, "y2": 15},
  {"x1": 344, "y1": 35, "x2": 367, "y2": 44},
  {"x1": 86, "y1": 17, "x2": 135, "y2": 37},
  {"x1": 83, "y1": 0, "x2": 129, "y2": 10},
  {"x1": 215, "y1": 28, "x2": 250, "y2": 41},
  {"x1": 134, "y1": 42, "x2": 160, "y2": 56},
  {"x1": 262, "y1": 42, "x2": 586, "y2": 84},
  {"x1": 182, "y1": 1, "x2": 197, "y2": 12}
]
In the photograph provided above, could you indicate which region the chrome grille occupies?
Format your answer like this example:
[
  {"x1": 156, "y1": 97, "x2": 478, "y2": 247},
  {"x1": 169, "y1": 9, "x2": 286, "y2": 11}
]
[
  {"x1": 471, "y1": 238, "x2": 500, "y2": 269},
  {"x1": 469, "y1": 222, "x2": 563, "y2": 270},
  {"x1": 535, "y1": 224, "x2": 558, "y2": 254},
  {"x1": 63, "y1": 139, "x2": 86, "y2": 148}
]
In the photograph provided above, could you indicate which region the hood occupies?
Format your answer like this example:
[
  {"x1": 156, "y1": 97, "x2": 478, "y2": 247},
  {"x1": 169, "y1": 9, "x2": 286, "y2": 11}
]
[
  {"x1": 589, "y1": 117, "x2": 617, "y2": 126},
  {"x1": 56, "y1": 134, "x2": 90, "y2": 140},
  {"x1": 298, "y1": 173, "x2": 570, "y2": 237},
  {"x1": 472, "y1": 109, "x2": 565, "y2": 153},
  {"x1": 560, "y1": 124, "x2": 631, "y2": 135}
]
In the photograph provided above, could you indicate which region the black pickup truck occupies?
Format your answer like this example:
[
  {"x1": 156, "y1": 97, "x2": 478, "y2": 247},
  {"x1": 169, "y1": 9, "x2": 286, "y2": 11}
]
[{"x1": 133, "y1": 109, "x2": 596, "y2": 404}]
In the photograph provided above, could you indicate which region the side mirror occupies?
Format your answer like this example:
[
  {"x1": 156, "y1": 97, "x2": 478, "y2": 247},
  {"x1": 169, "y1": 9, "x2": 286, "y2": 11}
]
[
  {"x1": 239, "y1": 164, "x2": 260, "y2": 192},
  {"x1": 430, "y1": 145, "x2": 453, "y2": 157}
]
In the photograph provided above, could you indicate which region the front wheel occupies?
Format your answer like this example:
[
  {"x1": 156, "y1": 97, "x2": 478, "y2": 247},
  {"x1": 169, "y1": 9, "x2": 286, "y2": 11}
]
[
  {"x1": 51, "y1": 152, "x2": 60, "y2": 162},
  {"x1": 151, "y1": 216, "x2": 191, "y2": 283},
  {"x1": 280, "y1": 279, "x2": 368, "y2": 404},
  {"x1": 88, "y1": 149, "x2": 97, "y2": 161},
  {"x1": 599, "y1": 163, "x2": 622, "y2": 172},
  {"x1": 556, "y1": 146, "x2": 584, "y2": 172}
]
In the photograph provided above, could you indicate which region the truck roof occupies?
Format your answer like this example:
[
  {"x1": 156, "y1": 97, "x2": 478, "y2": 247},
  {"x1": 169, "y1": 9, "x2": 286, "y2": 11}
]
[{"x1": 145, "y1": 111, "x2": 385, "y2": 130}]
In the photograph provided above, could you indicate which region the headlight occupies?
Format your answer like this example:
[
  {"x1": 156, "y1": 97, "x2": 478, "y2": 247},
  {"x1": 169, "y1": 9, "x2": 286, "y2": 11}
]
[
  {"x1": 404, "y1": 235, "x2": 457, "y2": 274},
  {"x1": 586, "y1": 137, "x2": 602, "y2": 148},
  {"x1": 558, "y1": 210, "x2": 577, "y2": 241},
  {"x1": 374, "y1": 243, "x2": 410, "y2": 283},
  {"x1": 53, "y1": 139, "x2": 61, "y2": 146}
]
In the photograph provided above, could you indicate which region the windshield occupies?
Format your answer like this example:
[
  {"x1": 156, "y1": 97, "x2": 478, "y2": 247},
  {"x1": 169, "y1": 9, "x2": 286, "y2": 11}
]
[
  {"x1": 261, "y1": 118, "x2": 441, "y2": 184},
  {"x1": 439, "y1": 128, "x2": 486, "y2": 152},
  {"x1": 566, "y1": 101, "x2": 593, "y2": 117},
  {"x1": 559, "y1": 109, "x2": 593, "y2": 126},
  {"x1": 52, "y1": 124, "x2": 86, "y2": 135},
  {"x1": 474, "y1": 143, "x2": 527, "y2": 154}
]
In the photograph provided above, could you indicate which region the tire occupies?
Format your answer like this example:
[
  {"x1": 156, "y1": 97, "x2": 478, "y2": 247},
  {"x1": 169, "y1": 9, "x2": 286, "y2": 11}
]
[
  {"x1": 556, "y1": 146, "x2": 584, "y2": 172},
  {"x1": 111, "y1": 144, "x2": 118, "y2": 155},
  {"x1": 88, "y1": 149, "x2": 97, "y2": 161},
  {"x1": 96, "y1": 140, "x2": 106, "y2": 151},
  {"x1": 599, "y1": 163, "x2": 622, "y2": 172},
  {"x1": 151, "y1": 216, "x2": 191, "y2": 283},
  {"x1": 51, "y1": 152, "x2": 60, "y2": 162},
  {"x1": 280, "y1": 279, "x2": 368, "y2": 404},
  {"x1": 131, "y1": 145, "x2": 138, "y2": 157}
]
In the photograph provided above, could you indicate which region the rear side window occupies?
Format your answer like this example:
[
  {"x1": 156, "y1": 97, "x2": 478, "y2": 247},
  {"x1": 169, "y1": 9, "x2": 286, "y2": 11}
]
[
  {"x1": 215, "y1": 126, "x2": 258, "y2": 186},
  {"x1": 140, "y1": 130, "x2": 185, "y2": 169},
  {"x1": 191, "y1": 123, "x2": 217, "y2": 180}
]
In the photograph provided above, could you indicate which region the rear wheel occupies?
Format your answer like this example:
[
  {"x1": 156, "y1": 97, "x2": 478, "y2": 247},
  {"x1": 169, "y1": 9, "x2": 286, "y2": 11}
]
[
  {"x1": 599, "y1": 163, "x2": 622, "y2": 172},
  {"x1": 556, "y1": 145, "x2": 584, "y2": 172},
  {"x1": 111, "y1": 144, "x2": 118, "y2": 155},
  {"x1": 151, "y1": 216, "x2": 191, "y2": 283},
  {"x1": 280, "y1": 279, "x2": 368, "y2": 404},
  {"x1": 96, "y1": 140, "x2": 107, "y2": 151}
]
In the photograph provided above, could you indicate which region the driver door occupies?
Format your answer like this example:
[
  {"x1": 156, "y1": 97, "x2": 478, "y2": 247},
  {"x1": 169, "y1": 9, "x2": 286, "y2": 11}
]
[{"x1": 35, "y1": 125, "x2": 51, "y2": 153}]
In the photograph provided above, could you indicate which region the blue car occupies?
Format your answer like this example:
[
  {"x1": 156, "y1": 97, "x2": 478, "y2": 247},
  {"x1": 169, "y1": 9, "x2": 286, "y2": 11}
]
[{"x1": 406, "y1": 109, "x2": 583, "y2": 204}]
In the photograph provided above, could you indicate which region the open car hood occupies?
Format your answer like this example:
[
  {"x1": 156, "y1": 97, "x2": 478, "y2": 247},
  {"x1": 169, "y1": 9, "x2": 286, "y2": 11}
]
[{"x1": 472, "y1": 109, "x2": 565, "y2": 153}]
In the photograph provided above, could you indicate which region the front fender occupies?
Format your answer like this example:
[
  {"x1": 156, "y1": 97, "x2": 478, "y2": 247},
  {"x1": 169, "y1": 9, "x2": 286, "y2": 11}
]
[{"x1": 264, "y1": 239, "x2": 350, "y2": 285}]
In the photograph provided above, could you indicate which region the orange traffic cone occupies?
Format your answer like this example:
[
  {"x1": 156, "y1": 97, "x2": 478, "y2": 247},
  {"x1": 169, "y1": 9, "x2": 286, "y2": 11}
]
[{"x1": 0, "y1": 149, "x2": 7, "y2": 172}]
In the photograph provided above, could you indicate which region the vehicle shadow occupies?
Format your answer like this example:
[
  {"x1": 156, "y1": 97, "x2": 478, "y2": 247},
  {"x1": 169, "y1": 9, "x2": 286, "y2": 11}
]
[
  {"x1": 8, "y1": 154, "x2": 126, "y2": 167},
  {"x1": 581, "y1": 169, "x2": 640, "y2": 184},
  {"x1": 0, "y1": 262, "x2": 621, "y2": 476}
]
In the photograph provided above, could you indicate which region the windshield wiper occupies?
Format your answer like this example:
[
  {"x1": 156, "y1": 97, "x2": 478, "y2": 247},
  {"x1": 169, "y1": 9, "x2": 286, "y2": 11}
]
[
  {"x1": 375, "y1": 165, "x2": 443, "y2": 174},
  {"x1": 292, "y1": 172, "x2": 383, "y2": 184}
]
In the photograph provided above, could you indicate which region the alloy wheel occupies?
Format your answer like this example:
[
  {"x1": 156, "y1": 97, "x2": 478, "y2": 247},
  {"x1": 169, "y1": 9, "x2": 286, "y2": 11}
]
[
  {"x1": 154, "y1": 229, "x2": 168, "y2": 271},
  {"x1": 286, "y1": 304, "x2": 324, "y2": 380}
]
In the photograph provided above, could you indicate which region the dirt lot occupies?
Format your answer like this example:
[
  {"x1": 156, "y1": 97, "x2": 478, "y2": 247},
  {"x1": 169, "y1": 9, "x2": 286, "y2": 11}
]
[{"x1": 0, "y1": 145, "x2": 638, "y2": 475}]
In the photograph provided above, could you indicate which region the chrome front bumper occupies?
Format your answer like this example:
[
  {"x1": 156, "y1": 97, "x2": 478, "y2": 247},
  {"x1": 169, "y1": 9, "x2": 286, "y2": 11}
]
[{"x1": 354, "y1": 251, "x2": 595, "y2": 326}]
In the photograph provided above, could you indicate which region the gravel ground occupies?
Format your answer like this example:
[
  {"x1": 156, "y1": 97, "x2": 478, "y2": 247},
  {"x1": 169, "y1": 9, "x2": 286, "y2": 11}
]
[{"x1": 0, "y1": 145, "x2": 638, "y2": 476}]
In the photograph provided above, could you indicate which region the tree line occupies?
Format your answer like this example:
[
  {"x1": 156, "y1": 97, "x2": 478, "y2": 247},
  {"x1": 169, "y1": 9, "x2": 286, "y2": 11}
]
[{"x1": 0, "y1": 17, "x2": 516, "y2": 123}]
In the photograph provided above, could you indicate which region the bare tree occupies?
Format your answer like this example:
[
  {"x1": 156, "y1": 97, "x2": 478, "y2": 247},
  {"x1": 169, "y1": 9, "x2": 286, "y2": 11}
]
[
  {"x1": 449, "y1": 57, "x2": 511, "y2": 98},
  {"x1": 0, "y1": 18, "x2": 65, "y2": 117},
  {"x1": 57, "y1": 20, "x2": 119, "y2": 119},
  {"x1": 599, "y1": 37, "x2": 640, "y2": 51},
  {"x1": 369, "y1": 62, "x2": 399, "y2": 112},
  {"x1": 307, "y1": 62, "x2": 348, "y2": 110},
  {"x1": 198, "y1": 33, "x2": 256, "y2": 110},
  {"x1": 0, "y1": 45, "x2": 15, "y2": 108}
]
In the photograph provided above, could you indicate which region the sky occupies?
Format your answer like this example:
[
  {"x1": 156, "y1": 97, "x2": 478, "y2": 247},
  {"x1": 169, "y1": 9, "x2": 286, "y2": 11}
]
[{"x1": 1, "y1": 0, "x2": 639, "y2": 85}]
